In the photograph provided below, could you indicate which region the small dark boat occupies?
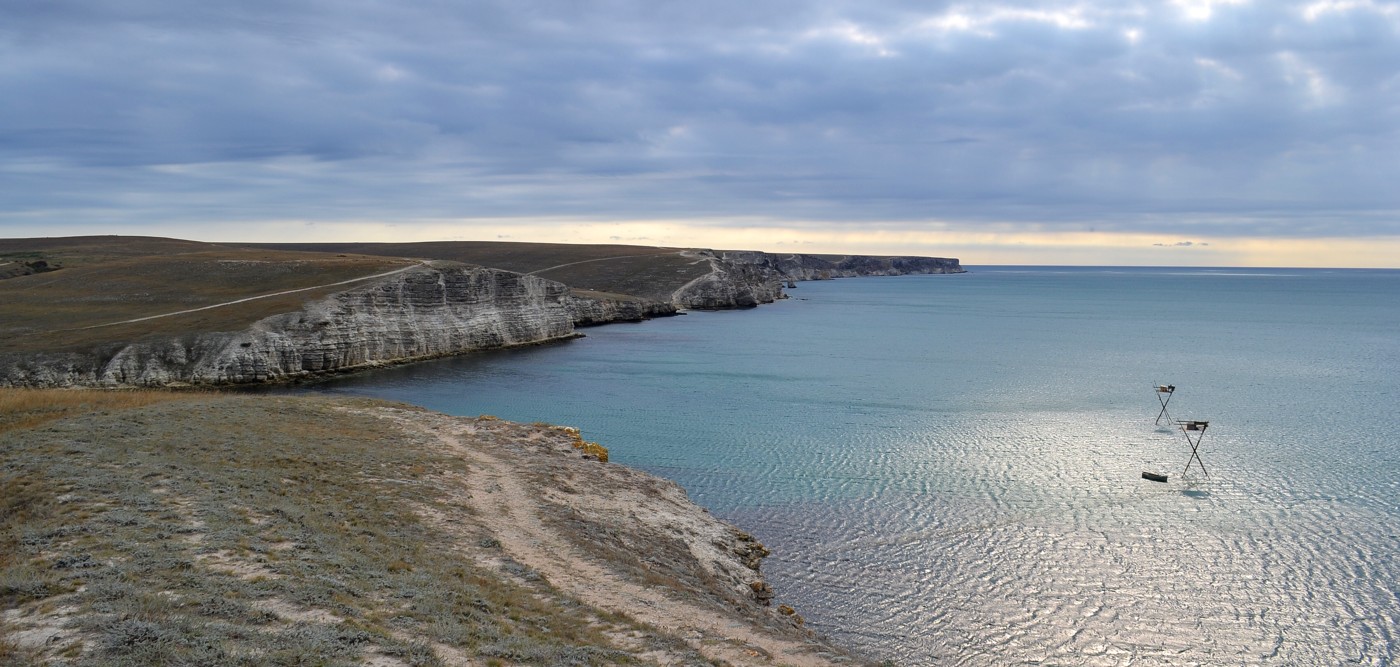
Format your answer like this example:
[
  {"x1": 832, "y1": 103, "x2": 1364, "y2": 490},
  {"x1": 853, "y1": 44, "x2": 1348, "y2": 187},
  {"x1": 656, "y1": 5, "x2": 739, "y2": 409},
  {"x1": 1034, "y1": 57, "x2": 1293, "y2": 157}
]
[{"x1": 1142, "y1": 471, "x2": 1169, "y2": 483}]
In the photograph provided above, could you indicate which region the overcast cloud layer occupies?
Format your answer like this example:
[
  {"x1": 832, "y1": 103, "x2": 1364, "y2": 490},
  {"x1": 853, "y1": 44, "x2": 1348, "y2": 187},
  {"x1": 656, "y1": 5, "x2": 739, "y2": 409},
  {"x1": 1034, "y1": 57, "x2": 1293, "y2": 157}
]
[{"x1": 2, "y1": 0, "x2": 1398, "y2": 248}]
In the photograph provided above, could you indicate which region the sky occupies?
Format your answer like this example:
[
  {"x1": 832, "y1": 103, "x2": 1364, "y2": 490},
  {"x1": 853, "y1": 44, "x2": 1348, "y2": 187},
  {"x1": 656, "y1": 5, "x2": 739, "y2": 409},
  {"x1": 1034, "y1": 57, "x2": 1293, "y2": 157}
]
[{"x1": 3, "y1": 1, "x2": 1399, "y2": 266}]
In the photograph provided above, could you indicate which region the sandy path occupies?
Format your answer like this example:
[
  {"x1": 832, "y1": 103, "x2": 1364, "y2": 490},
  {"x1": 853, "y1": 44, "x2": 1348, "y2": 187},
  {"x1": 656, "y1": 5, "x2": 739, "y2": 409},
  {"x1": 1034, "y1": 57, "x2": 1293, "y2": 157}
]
[{"x1": 392, "y1": 412, "x2": 850, "y2": 667}]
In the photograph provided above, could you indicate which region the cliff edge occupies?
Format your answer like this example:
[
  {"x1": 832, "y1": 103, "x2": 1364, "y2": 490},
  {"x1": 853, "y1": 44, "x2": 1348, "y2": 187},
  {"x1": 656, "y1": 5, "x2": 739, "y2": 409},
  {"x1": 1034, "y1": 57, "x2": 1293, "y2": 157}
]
[
  {"x1": 2, "y1": 237, "x2": 963, "y2": 388},
  {"x1": 671, "y1": 249, "x2": 965, "y2": 310},
  {"x1": 0, "y1": 392, "x2": 865, "y2": 665},
  {"x1": 229, "y1": 239, "x2": 965, "y2": 312},
  {"x1": 1, "y1": 263, "x2": 577, "y2": 388}
]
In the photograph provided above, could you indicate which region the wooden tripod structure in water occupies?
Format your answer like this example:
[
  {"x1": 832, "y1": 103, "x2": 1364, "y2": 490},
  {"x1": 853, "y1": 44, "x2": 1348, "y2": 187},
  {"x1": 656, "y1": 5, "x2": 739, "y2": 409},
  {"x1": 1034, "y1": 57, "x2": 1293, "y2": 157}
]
[
  {"x1": 1154, "y1": 384, "x2": 1176, "y2": 426},
  {"x1": 1176, "y1": 420, "x2": 1210, "y2": 477}
]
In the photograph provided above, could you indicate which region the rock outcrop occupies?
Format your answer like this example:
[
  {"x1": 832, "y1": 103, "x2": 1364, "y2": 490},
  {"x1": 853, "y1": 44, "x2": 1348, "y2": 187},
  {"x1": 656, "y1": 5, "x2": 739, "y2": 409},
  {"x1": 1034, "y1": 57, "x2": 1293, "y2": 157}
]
[
  {"x1": 568, "y1": 293, "x2": 679, "y2": 327},
  {"x1": 0, "y1": 259, "x2": 60, "y2": 281},
  {"x1": 723, "y1": 250, "x2": 965, "y2": 281},
  {"x1": 670, "y1": 251, "x2": 787, "y2": 310},
  {"x1": 1, "y1": 264, "x2": 579, "y2": 387},
  {"x1": 671, "y1": 249, "x2": 963, "y2": 310}
]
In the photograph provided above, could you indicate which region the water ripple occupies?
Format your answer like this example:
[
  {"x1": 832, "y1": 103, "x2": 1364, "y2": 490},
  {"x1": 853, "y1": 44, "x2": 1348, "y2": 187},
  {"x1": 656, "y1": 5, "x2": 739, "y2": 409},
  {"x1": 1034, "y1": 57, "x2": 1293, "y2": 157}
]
[{"x1": 301, "y1": 269, "x2": 1400, "y2": 666}]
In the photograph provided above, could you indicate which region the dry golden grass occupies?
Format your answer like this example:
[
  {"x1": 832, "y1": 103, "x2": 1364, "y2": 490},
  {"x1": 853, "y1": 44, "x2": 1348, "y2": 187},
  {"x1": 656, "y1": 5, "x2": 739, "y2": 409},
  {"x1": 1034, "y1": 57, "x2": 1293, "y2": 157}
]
[
  {"x1": 555, "y1": 426, "x2": 610, "y2": 462},
  {"x1": 0, "y1": 388, "x2": 196, "y2": 435}
]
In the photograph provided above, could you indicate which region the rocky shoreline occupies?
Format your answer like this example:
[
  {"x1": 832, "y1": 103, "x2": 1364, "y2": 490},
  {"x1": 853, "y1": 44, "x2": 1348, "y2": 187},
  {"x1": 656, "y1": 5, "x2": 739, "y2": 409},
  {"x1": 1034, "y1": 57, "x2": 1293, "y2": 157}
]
[{"x1": 1, "y1": 245, "x2": 962, "y2": 389}]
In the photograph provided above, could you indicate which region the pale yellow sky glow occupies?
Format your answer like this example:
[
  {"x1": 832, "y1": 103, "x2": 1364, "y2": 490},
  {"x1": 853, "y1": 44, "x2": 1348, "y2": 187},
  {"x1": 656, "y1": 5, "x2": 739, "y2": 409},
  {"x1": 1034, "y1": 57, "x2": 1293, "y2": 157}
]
[{"x1": 176, "y1": 219, "x2": 1400, "y2": 268}]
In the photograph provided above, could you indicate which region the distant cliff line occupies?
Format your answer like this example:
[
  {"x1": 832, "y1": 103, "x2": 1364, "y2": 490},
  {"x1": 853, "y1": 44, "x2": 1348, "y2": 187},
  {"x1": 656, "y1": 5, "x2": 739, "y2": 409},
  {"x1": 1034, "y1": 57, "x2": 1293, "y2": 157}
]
[
  {"x1": 678, "y1": 249, "x2": 964, "y2": 309},
  {"x1": 0, "y1": 244, "x2": 962, "y2": 388}
]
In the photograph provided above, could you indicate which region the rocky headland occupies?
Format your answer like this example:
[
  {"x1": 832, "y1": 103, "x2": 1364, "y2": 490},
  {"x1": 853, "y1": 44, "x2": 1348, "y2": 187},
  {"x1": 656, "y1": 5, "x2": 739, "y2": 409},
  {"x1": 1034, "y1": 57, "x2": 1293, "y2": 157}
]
[
  {"x1": 1, "y1": 263, "x2": 578, "y2": 388},
  {"x1": 669, "y1": 249, "x2": 964, "y2": 309},
  {"x1": 0, "y1": 238, "x2": 963, "y2": 388}
]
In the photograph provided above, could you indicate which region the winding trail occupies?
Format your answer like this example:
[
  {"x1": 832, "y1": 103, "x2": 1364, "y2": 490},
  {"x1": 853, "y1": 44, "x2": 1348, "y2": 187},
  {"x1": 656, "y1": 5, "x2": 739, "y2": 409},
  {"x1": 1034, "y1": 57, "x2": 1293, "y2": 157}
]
[
  {"x1": 391, "y1": 411, "x2": 851, "y2": 667},
  {"x1": 668, "y1": 252, "x2": 723, "y2": 305}
]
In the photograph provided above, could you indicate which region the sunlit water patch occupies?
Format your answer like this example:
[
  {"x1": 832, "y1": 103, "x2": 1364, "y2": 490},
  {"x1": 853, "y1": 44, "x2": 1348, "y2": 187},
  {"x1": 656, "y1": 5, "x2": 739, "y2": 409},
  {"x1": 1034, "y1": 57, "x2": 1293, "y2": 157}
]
[{"x1": 294, "y1": 267, "x2": 1400, "y2": 665}]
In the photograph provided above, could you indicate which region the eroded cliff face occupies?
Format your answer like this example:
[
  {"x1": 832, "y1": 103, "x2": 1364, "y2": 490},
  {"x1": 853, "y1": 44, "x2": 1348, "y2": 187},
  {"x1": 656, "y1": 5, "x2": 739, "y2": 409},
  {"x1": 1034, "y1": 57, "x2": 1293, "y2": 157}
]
[
  {"x1": 1, "y1": 250, "x2": 964, "y2": 387},
  {"x1": 722, "y1": 250, "x2": 965, "y2": 281},
  {"x1": 670, "y1": 249, "x2": 963, "y2": 309},
  {"x1": 1, "y1": 265, "x2": 579, "y2": 387},
  {"x1": 670, "y1": 252, "x2": 786, "y2": 310},
  {"x1": 568, "y1": 293, "x2": 679, "y2": 327}
]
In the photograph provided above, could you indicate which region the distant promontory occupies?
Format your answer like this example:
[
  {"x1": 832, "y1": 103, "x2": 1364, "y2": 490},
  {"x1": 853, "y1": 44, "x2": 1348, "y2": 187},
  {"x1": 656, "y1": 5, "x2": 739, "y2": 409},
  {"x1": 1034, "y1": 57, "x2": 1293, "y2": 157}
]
[{"x1": 0, "y1": 236, "x2": 962, "y2": 388}]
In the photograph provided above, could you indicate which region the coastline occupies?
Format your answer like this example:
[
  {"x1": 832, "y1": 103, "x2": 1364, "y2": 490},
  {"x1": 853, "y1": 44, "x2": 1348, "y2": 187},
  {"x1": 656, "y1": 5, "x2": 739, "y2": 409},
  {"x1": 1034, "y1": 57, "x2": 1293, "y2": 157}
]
[
  {"x1": 0, "y1": 391, "x2": 871, "y2": 665},
  {"x1": 0, "y1": 238, "x2": 963, "y2": 389},
  {"x1": 2, "y1": 237, "x2": 965, "y2": 664}
]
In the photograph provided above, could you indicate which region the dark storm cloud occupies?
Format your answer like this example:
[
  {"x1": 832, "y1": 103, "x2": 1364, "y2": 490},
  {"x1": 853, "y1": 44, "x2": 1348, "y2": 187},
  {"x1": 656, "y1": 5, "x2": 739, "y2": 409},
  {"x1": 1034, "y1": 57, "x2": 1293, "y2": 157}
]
[{"x1": 2, "y1": 0, "x2": 1397, "y2": 237}]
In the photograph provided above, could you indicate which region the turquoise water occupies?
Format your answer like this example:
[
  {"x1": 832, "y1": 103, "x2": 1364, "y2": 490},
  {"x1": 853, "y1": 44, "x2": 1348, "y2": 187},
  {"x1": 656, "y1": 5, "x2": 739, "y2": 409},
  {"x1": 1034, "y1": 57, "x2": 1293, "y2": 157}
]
[{"x1": 300, "y1": 267, "x2": 1400, "y2": 665}]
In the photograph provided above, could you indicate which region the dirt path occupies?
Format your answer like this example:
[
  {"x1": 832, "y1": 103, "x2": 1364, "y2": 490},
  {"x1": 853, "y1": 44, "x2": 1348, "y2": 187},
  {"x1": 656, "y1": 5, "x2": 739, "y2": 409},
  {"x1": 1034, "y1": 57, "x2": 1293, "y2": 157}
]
[
  {"x1": 527, "y1": 251, "x2": 681, "y2": 276},
  {"x1": 391, "y1": 411, "x2": 851, "y2": 667},
  {"x1": 668, "y1": 252, "x2": 722, "y2": 305},
  {"x1": 61, "y1": 262, "x2": 424, "y2": 332}
]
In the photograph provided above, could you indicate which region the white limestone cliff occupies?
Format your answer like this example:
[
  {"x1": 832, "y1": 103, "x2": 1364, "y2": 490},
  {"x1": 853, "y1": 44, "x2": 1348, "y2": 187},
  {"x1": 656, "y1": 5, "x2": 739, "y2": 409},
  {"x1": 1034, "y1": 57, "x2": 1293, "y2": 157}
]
[{"x1": 1, "y1": 264, "x2": 578, "y2": 387}]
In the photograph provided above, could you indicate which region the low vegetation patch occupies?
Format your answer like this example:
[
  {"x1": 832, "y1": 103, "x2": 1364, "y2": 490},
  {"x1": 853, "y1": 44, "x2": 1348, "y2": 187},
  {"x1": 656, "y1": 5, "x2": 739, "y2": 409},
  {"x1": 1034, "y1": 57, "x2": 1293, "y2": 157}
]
[
  {"x1": 556, "y1": 426, "x2": 610, "y2": 462},
  {"x1": 0, "y1": 392, "x2": 657, "y2": 665}
]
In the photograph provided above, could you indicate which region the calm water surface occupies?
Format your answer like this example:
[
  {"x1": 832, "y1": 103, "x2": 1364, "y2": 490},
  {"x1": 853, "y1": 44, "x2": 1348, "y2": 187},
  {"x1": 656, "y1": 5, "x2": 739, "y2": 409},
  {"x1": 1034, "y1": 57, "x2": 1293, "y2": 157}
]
[{"x1": 300, "y1": 267, "x2": 1400, "y2": 666}]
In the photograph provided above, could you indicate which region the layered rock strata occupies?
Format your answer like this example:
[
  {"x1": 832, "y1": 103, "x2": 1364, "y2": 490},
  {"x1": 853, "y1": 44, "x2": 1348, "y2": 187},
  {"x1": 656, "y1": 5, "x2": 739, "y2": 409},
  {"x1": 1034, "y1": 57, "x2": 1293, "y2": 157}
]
[
  {"x1": 670, "y1": 251, "x2": 787, "y2": 310},
  {"x1": 728, "y1": 251, "x2": 965, "y2": 281},
  {"x1": 2, "y1": 249, "x2": 963, "y2": 387},
  {"x1": 567, "y1": 293, "x2": 679, "y2": 327},
  {"x1": 1, "y1": 264, "x2": 578, "y2": 387},
  {"x1": 671, "y1": 249, "x2": 963, "y2": 310}
]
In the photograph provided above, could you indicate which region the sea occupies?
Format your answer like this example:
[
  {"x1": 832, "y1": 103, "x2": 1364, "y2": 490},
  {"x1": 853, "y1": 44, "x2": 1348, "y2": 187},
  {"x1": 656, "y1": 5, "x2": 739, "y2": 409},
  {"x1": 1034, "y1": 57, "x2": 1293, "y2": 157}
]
[{"x1": 295, "y1": 266, "x2": 1400, "y2": 666}]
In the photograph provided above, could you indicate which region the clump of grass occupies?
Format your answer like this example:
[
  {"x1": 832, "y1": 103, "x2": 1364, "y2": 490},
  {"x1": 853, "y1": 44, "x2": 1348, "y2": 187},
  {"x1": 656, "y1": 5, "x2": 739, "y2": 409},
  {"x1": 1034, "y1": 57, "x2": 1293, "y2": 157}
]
[
  {"x1": 0, "y1": 471, "x2": 66, "y2": 609},
  {"x1": 0, "y1": 630, "x2": 29, "y2": 664},
  {"x1": 555, "y1": 426, "x2": 609, "y2": 462},
  {"x1": 0, "y1": 387, "x2": 195, "y2": 435}
]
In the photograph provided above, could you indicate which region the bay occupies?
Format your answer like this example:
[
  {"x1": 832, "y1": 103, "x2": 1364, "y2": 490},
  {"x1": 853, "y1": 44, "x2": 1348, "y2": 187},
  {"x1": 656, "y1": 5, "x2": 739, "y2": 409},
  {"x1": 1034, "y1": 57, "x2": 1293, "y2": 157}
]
[{"x1": 297, "y1": 266, "x2": 1400, "y2": 665}]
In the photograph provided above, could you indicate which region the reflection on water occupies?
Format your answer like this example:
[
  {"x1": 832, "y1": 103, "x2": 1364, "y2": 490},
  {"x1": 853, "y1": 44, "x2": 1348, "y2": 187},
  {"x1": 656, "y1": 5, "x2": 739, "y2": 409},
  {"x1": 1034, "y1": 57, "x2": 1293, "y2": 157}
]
[{"x1": 300, "y1": 267, "x2": 1400, "y2": 666}]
